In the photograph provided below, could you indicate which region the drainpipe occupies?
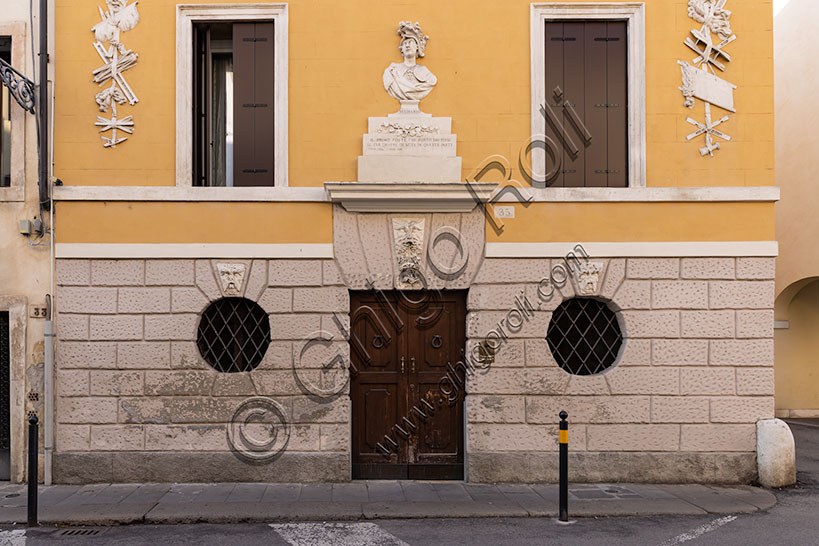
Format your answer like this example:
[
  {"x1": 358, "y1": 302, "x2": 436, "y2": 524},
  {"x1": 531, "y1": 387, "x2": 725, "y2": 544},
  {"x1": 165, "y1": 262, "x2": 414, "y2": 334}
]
[
  {"x1": 38, "y1": 0, "x2": 49, "y2": 212},
  {"x1": 41, "y1": 0, "x2": 55, "y2": 485},
  {"x1": 43, "y1": 316, "x2": 53, "y2": 485}
]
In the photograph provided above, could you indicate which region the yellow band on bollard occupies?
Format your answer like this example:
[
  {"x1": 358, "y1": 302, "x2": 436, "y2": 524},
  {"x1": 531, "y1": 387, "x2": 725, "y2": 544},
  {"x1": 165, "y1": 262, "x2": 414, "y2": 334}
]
[{"x1": 559, "y1": 430, "x2": 568, "y2": 444}]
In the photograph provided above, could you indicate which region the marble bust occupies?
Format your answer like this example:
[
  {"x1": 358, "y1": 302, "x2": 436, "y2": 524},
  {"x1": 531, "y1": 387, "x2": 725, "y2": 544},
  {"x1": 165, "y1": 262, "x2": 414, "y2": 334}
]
[{"x1": 383, "y1": 21, "x2": 437, "y2": 103}]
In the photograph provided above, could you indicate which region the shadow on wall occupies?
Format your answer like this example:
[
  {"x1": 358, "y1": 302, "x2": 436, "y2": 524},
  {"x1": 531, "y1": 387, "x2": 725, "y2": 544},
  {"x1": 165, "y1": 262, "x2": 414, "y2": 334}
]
[{"x1": 774, "y1": 278, "x2": 819, "y2": 417}]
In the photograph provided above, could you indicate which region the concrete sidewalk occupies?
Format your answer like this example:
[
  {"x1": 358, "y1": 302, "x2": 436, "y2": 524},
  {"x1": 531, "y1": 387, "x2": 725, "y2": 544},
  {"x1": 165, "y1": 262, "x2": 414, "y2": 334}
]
[{"x1": 0, "y1": 482, "x2": 776, "y2": 526}]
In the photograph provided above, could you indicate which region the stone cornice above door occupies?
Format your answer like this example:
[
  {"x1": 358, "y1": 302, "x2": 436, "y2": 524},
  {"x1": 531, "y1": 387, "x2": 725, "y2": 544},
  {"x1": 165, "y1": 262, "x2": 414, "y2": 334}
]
[{"x1": 323, "y1": 181, "x2": 498, "y2": 213}]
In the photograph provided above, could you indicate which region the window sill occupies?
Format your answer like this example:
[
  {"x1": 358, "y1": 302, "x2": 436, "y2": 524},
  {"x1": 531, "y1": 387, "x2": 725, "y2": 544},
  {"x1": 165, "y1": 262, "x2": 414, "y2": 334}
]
[
  {"x1": 0, "y1": 187, "x2": 25, "y2": 202},
  {"x1": 496, "y1": 186, "x2": 780, "y2": 203}
]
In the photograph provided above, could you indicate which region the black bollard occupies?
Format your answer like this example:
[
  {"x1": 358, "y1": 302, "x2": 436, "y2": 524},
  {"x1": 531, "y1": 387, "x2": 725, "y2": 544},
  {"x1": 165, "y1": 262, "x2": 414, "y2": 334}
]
[
  {"x1": 559, "y1": 410, "x2": 568, "y2": 522},
  {"x1": 27, "y1": 414, "x2": 38, "y2": 527}
]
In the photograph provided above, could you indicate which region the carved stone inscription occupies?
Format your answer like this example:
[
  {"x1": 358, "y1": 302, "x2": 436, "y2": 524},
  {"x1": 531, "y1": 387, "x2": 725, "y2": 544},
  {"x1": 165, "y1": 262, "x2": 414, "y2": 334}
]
[{"x1": 363, "y1": 135, "x2": 456, "y2": 156}]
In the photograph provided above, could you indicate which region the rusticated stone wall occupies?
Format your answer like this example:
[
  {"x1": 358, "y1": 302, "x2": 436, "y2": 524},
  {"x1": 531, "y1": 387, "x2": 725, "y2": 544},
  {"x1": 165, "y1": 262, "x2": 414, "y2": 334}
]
[
  {"x1": 466, "y1": 257, "x2": 775, "y2": 484},
  {"x1": 53, "y1": 252, "x2": 775, "y2": 484},
  {"x1": 53, "y1": 258, "x2": 351, "y2": 483}
]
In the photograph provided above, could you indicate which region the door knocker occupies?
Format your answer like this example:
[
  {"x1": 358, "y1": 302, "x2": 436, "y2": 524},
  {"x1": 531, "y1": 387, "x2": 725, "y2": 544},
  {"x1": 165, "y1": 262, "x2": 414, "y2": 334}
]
[{"x1": 431, "y1": 335, "x2": 443, "y2": 349}]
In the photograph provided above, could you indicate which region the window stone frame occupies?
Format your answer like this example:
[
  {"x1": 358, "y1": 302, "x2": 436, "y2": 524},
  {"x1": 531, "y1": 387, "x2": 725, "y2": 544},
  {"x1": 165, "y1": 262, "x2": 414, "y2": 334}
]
[
  {"x1": 530, "y1": 3, "x2": 646, "y2": 190},
  {"x1": 0, "y1": 22, "x2": 28, "y2": 202},
  {"x1": 175, "y1": 4, "x2": 289, "y2": 188}
]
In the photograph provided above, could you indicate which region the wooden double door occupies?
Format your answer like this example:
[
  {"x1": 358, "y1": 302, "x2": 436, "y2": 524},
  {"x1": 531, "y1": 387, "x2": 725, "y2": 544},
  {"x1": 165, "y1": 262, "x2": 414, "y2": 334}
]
[{"x1": 350, "y1": 291, "x2": 466, "y2": 480}]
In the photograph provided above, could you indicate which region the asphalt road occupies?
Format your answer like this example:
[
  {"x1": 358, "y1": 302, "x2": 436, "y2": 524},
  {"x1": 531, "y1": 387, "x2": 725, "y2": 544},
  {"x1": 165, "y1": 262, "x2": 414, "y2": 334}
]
[{"x1": 4, "y1": 420, "x2": 819, "y2": 546}]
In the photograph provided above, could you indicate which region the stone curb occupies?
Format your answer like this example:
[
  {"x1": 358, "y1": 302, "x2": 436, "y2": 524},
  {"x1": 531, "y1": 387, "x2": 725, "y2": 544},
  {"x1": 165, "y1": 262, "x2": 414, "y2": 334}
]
[{"x1": 0, "y1": 485, "x2": 777, "y2": 526}]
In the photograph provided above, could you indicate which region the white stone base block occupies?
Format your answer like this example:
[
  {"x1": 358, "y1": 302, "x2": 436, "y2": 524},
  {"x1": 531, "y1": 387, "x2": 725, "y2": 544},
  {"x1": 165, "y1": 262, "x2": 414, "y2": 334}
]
[
  {"x1": 357, "y1": 156, "x2": 462, "y2": 182},
  {"x1": 757, "y1": 418, "x2": 796, "y2": 488}
]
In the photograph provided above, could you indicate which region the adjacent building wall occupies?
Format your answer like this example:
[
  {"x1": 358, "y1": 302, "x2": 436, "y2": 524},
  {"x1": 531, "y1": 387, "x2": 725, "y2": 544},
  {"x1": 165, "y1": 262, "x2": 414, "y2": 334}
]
[
  {"x1": 774, "y1": 0, "x2": 819, "y2": 416},
  {"x1": 0, "y1": 0, "x2": 51, "y2": 482}
]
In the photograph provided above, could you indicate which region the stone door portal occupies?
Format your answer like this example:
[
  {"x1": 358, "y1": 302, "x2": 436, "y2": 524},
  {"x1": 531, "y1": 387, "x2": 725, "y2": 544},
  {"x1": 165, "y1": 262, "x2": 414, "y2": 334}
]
[{"x1": 350, "y1": 291, "x2": 466, "y2": 480}]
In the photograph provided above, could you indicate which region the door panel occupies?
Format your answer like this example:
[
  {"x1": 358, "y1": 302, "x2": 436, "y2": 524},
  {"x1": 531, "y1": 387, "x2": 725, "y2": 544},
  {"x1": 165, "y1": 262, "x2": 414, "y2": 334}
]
[
  {"x1": 350, "y1": 291, "x2": 465, "y2": 480},
  {"x1": 350, "y1": 293, "x2": 405, "y2": 472}
]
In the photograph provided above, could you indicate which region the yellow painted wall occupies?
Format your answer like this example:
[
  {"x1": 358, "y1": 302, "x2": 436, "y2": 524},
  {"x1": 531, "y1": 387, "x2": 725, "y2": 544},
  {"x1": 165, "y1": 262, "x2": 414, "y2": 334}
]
[
  {"x1": 53, "y1": 0, "x2": 775, "y2": 244},
  {"x1": 486, "y1": 202, "x2": 775, "y2": 243},
  {"x1": 775, "y1": 280, "x2": 819, "y2": 413},
  {"x1": 55, "y1": 202, "x2": 332, "y2": 243}
]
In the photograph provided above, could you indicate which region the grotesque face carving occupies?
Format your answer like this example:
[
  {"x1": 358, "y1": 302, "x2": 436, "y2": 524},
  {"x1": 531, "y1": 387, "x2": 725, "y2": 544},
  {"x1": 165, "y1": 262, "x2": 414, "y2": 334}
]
[
  {"x1": 577, "y1": 262, "x2": 604, "y2": 296},
  {"x1": 217, "y1": 263, "x2": 247, "y2": 297}
]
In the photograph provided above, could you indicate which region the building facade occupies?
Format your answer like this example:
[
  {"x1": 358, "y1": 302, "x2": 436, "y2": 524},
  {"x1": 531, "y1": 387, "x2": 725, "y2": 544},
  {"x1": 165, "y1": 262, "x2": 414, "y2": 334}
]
[
  {"x1": 46, "y1": 0, "x2": 778, "y2": 484},
  {"x1": 0, "y1": 0, "x2": 51, "y2": 483},
  {"x1": 773, "y1": 0, "x2": 819, "y2": 420}
]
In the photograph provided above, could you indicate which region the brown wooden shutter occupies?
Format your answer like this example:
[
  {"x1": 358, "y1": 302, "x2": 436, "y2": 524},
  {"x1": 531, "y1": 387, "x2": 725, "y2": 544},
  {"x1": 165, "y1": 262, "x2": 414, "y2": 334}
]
[
  {"x1": 544, "y1": 22, "x2": 565, "y2": 188},
  {"x1": 232, "y1": 22, "x2": 275, "y2": 187},
  {"x1": 561, "y1": 22, "x2": 586, "y2": 188},
  {"x1": 544, "y1": 20, "x2": 628, "y2": 187},
  {"x1": 605, "y1": 21, "x2": 628, "y2": 188},
  {"x1": 583, "y1": 21, "x2": 608, "y2": 188},
  {"x1": 192, "y1": 24, "x2": 207, "y2": 187}
]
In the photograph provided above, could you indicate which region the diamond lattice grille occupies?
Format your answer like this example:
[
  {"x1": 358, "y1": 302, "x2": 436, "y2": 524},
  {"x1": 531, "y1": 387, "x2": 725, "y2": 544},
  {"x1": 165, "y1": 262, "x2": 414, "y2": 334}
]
[
  {"x1": 197, "y1": 298, "x2": 271, "y2": 373},
  {"x1": 546, "y1": 298, "x2": 623, "y2": 376}
]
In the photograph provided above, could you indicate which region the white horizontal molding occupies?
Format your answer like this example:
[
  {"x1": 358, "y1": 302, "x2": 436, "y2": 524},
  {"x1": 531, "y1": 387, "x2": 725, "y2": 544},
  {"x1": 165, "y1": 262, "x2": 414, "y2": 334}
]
[
  {"x1": 494, "y1": 186, "x2": 780, "y2": 203},
  {"x1": 56, "y1": 243, "x2": 334, "y2": 259},
  {"x1": 324, "y1": 181, "x2": 498, "y2": 213},
  {"x1": 486, "y1": 241, "x2": 779, "y2": 258},
  {"x1": 52, "y1": 185, "x2": 779, "y2": 204},
  {"x1": 53, "y1": 186, "x2": 328, "y2": 202}
]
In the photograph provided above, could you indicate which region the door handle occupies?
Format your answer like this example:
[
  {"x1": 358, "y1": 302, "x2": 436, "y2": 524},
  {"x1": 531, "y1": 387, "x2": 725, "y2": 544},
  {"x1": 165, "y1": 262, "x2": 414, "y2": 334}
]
[
  {"x1": 400, "y1": 356, "x2": 405, "y2": 374},
  {"x1": 411, "y1": 357, "x2": 416, "y2": 374}
]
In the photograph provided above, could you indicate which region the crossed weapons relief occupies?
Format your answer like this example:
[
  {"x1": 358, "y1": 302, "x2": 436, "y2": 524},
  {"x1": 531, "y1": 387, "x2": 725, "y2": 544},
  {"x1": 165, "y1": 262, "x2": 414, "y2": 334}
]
[
  {"x1": 679, "y1": 0, "x2": 738, "y2": 157},
  {"x1": 91, "y1": 0, "x2": 140, "y2": 148}
]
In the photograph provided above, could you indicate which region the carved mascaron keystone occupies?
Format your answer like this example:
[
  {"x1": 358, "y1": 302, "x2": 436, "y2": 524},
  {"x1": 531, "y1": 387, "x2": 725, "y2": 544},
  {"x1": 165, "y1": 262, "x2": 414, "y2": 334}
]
[
  {"x1": 577, "y1": 262, "x2": 605, "y2": 296},
  {"x1": 217, "y1": 263, "x2": 247, "y2": 296},
  {"x1": 392, "y1": 218, "x2": 425, "y2": 288}
]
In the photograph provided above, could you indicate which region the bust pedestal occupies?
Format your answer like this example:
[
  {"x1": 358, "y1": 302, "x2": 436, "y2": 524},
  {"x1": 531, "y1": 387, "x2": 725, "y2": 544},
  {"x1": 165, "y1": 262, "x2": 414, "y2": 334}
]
[{"x1": 357, "y1": 100, "x2": 462, "y2": 182}]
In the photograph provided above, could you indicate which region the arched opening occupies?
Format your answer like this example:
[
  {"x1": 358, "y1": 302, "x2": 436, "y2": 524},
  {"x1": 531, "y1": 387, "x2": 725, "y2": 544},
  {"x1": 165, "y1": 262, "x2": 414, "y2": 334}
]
[{"x1": 775, "y1": 278, "x2": 819, "y2": 417}]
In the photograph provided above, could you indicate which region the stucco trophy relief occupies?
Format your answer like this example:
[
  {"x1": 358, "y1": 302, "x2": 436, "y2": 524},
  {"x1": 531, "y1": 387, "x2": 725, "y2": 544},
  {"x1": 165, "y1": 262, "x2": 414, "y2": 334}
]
[
  {"x1": 91, "y1": 0, "x2": 140, "y2": 148},
  {"x1": 383, "y1": 21, "x2": 437, "y2": 115},
  {"x1": 392, "y1": 218, "x2": 425, "y2": 288},
  {"x1": 678, "y1": 0, "x2": 737, "y2": 157}
]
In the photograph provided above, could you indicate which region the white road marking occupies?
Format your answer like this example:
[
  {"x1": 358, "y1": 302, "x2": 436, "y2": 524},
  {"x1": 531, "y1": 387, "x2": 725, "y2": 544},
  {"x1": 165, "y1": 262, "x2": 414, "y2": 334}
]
[
  {"x1": 657, "y1": 515, "x2": 739, "y2": 546},
  {"x1": 0, "y1": 530, "x2": 26, "y2": 546},
  {"x1": 270, "y1": 522, "x2": 410, "y2": 546}
]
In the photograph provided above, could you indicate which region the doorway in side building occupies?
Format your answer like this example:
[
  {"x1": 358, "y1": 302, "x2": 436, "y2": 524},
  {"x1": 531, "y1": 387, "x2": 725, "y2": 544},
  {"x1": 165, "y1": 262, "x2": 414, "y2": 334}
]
[{"x1": 0, "y1": 311, "x2": 10, "y2": 480}]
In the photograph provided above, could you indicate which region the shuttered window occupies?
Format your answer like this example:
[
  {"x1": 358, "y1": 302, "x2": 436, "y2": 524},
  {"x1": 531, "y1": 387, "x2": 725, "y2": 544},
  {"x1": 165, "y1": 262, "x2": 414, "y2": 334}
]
[
  {"x1": 544, "y1": 21, "x2": 627, "y2": 188},
  {"x1": 193, "y1": 22, "x2": 275, "y2": 187},
  {"x1": 1, "y1": 39, "x2": 11, "y2": 188}
]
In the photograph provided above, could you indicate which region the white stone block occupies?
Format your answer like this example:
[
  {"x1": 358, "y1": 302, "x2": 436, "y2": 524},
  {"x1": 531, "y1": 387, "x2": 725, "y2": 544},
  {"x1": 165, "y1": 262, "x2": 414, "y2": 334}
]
[
  {"x1": 736, "y1": 258, "x2": 775, "y2": 280},
  {"x1": 651, "y1": 281, "x2": 708, "y2": 309},
  {"x1": 680, "y1": 258, "x2": 735, "y2": 279},
  {"x1": 757, "y1": 419, "x2": 796, "y2": 487},
  {"x1": 358, "y1": 156, "x2": 462, "y2": 182}
]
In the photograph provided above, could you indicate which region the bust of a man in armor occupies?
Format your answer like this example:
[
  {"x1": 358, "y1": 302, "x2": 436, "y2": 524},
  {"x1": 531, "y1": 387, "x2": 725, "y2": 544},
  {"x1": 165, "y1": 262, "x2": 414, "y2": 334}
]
[{"x1": 383, "y1": 21, "x2": 437, "y2": 103}]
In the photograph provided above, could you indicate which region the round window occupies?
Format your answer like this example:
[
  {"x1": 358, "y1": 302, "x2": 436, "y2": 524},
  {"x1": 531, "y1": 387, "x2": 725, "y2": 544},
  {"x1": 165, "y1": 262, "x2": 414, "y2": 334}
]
[
  {"x1": 196, "y1": 297, "x2": 270, "y2": 373},
  {"x1": 546, "y1": 298, "x2": 623, "y2": 376}
]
